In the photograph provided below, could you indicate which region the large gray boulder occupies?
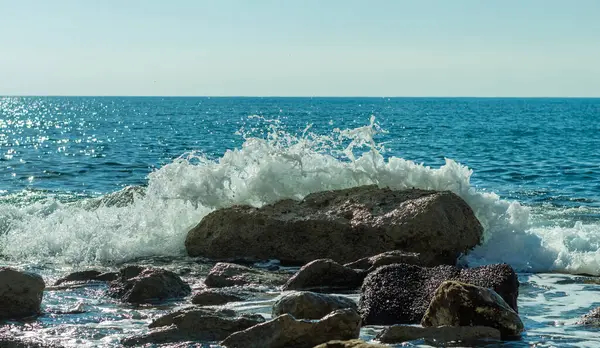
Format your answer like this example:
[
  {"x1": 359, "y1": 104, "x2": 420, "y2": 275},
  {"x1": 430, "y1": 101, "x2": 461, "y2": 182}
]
[
  {"x1": 283, "y1": 259, "x2": 364, "y2": 292},
  {"x1": 377, "y1": 325, "x2": 501, "y2": 344},
  {"x1": 273, "y1": 291, "x2": 357, "y2": 320},
  {"x1": 359, "y1": 263, "x2": 518, "y2": 325},
  {"x1": 421, "y1": 281, "x2": 524, "y2": 338},
  {"x1": 220, "y1": 309, "x2": 361, "y2": 348},
  {"x1": 122, "y1": 308, "x2": 265, "y2": 346},
  {"x1": 107, "y1": 266, "x2": 191, "y2": 303},
  {"x1": 0, "y1": 267, "x2": 45, "y2": 319},
  {"x1": 204, "y1": 262, "x2": 289, "y2": 288},
  {"x1": 186, "y1": 186, "x2": 483, "y2": 265}
]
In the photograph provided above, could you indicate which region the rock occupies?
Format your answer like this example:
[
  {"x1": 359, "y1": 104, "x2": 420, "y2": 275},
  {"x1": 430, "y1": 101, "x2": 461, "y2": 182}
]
[
  {"x1": 273, "y1": 291, "x2": 358, "y2": 320},
  {"x1": 204, "y1": 262, "x2": 288, "y2": 288},
  {"x1": 191, "y1": 288, "x2": 249, "y2": 306},
  {"x1": 576, "y1": 307, "x2": 600, "y2": 326},
  {"x1": 283, "y1": 259, "x2": 364, "y2": 292},
  {"x1": 313, "y1": 339, "x2": 389, "y2": 348},
  {"x1": 186, "y1": 186, "x2": 483, "y2": 265},
  {"x1": 0, "y1": 335, "x2": 63, "y2": 348},
  {"x1": 122, "y1": 308, "x2": 265, "y2": 346},
  {"x1": 377, "y1": 325, "x2": 501, "y2": 344},
  {"x1": 359, "y1": 263, "x2": 518, "y2": 325},
  {"x1": 85, "y1": 185, "x2": 146, "y2": 209},
  {"x1": 421, "y1": 281, "x2": 524, "y2": 338},
  {"x1": 53, "y1": 270, "x2": 117, "y2": 285},
  {"x1": 344, "y1": 250, "x2": 437, "y2": 270},
  {"x1": 220, "y1": 309, "x2": 361, "y2": 348},
  {"x1": 0, "y1": 267, "x2": 45, "y2": 319},
  {"x1": 107, "y1": 267, "x2": 191, "y2": 303}
]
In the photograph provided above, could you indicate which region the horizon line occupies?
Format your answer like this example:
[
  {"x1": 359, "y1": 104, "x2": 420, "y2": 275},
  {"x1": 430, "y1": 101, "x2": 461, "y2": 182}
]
[{"x1": 2, "y1": 95, "x2": 600, "y2": 99}]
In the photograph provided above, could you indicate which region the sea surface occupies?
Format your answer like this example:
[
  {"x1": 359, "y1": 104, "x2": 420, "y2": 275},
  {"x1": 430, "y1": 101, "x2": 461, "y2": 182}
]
[{"x1": 1, "y1": 96, "x2": 600, "y2": 347}]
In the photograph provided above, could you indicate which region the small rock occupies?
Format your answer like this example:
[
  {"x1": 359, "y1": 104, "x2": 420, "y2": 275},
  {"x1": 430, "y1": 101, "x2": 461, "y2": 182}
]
[
  {"x1": 421, "y1": 281, "x2": 524, "y2": 338},
  {"x1": 273, "y1": 291, "x2": 357, "y2": 320},
  {"x1": 313, "y1": 339, "x2": 389, "y2": 348},
  {"x1": 283, "y1": 259, "x2": 364, "y2": 292},
  {"x1": 108, "y1": 267, "x2": 191, "y2": 303},
  {"x1": 122, "y1": 308, "x2": 264, "y2": 346},
  {"x1": 0, "y1": 267, "x2": 45, "y2": 319},
  {"x1": 377, "y1": 325, "x2": 501, "y2": 344},
  {"x1": 191, "y1": 288, "x2": 249, "y2": 306},
  {"x1": 0, "y1": 335, "x2": 63, "y2": 348},
  {"x1": 220, "y1": 308, "x2": 361, "y2": 348},
  {"x1": 359, "y1": 263, "x2": 518, "y2": 325},
  {"x1": 344, "y1": 250, "x2": 437, "y2": 271},
  {"x1": 576, "y1": 307, "x2": 600, "y2": 326},
  {"x1": 54, "y1": 270, "x2": 102, "y2": 285},
  {"x1": 204, "y1": 262, "x2": 288, "y2": 288}
]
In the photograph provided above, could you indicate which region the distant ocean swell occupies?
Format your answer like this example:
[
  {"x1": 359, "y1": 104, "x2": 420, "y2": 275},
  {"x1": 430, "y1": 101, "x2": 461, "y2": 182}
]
[{"x1": 1, "y1": 117, "x2": 599, "y2": 275}]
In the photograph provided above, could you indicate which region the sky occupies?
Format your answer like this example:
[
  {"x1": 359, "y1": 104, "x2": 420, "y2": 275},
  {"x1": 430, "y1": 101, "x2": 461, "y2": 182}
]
[{"x1": 0, "y1": 0, "x2": 599, "y2": 97}]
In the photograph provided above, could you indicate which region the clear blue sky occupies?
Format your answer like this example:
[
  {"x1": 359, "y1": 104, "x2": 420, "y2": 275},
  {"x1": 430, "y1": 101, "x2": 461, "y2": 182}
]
[{"x1": 1, "y1": 0, "x2": 599, "y2": 96}]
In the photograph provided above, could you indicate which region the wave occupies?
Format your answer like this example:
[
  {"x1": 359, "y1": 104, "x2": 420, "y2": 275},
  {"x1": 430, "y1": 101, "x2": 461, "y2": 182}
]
[{"x1": 0, "y1": 116, "x2": 599, "y2": 274}]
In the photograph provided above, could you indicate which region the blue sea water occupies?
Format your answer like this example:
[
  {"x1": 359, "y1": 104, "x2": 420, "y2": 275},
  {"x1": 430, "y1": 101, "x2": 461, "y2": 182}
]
[{"x1": 1, "y1": 96, "x2": 600, "y2": 347}]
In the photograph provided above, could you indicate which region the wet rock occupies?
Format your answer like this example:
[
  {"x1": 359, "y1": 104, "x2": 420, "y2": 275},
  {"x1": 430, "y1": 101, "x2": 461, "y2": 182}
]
[
  {"x1": 122, "y1": 308, "x2": 265, "y2": 346},
  {"x1": 283, "y1": 259, "x2": 364, "y2": 292},
  {"x1": 421, "y1": 281, "x2": 524, "y2": 338},
  {"x1": 221, "y1": 308, "x2": 361, "y2": 348},
  {"x1": 191, "y1": 288, "x2": 249, "y2": 306},
  {"x1": 377, "y1": 325, "x2": 501, "y2": 344},
  {"x1": 85, "y1": 185, "x2": 146, "y2": 209},
  {"x1": 108, "y1": 267, "x2": 191, "y2": 303},
  {"x1": 344, "y1": 250, "x2": 437, "y2": 270},
  {"x1": 204, "y1": 262, "x2": 288, "y2": 288},
  {"x1": 0, "y1": 267, "x2": 45, "y2": 319},
  {"x1": 273, "y1": 291, "x2": 358, "y2": 320},
  {"x1": 0, "y1": 336, "x2": 63, "y2": 348},
  {"x1": 186, "y1": 186, "x2": 483, "y2": 265},
  {"x1": 313, "y1": 339, "x2": 389, "y2": 348},
  {"x1": 359, "y1": 263, "x2": 518, "y2": 325},
  {"x1": 576, "y1": 307, "x2": 600, "y2": 326},
  {"x1": 54, "y1": 270, "x2": 102, "y2": 285}
]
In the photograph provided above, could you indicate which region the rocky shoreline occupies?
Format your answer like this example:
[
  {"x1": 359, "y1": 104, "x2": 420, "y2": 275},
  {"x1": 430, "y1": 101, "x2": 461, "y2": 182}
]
[{"x1": 1, "y1": 185, "x2": 599, "y2": 347}]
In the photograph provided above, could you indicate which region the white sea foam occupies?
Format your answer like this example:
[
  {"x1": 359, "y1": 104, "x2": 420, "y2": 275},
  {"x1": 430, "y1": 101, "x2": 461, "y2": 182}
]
[{"x1": 1, "y1": 117, "x2": 599, "y2": 274}]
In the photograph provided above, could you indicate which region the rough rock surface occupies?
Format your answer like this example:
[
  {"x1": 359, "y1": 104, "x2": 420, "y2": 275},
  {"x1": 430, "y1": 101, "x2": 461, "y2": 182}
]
[
  {"x1": 108, "y1": 266, "x2": 191, "y2": 303},
  {"x1": 0, "y1": 267, "x2": 45, "y2": 319},
  {"x1": 85, "y1": 185, "x2": 146, "y2": 209},
  {"x1": 421, "y1": 281, "x2": 523, "y2": 338},
  {"x1": 273, "y1": 291, "x2": 358, "y2": 320},
  {"x1": 220, "y1": 309, "x2": 361, "y2": 348},
  {"x1": 344, "y1": 250, "x2": 437, "y2": 270},
  {"x1": 576, "y1": 307, "x2": 600, "y2": 326},
  {"x1": 122, "y1": 308, "x2": 264, "y2": 346},
  {"x1": 0, "y1": 335, "x2": 63, "y2": 348},
  {"x1": 283, "y1": 259, "x2": 364, "y2": 292},
  {"x1": 359, "y1": 263, "x2": 518, "y2": 325},
  {"x1": 191, "y1": 288, "x2": 249, "y2": 306},
  {"x1": 377, "y1": 325, "x2": 501, "y2": 343},
  {"x1": 186, "y1": 186, "x2": 483, "y2": 264},
  {"x1": 54, "y1": 270, "x2": 117, "y2": 285},
  {"x1": 313, "y1": 339, "x2": 389, "y2": 348},
  {"x1": 204, "y1": 262, "x2": 288, "y2": 288}
]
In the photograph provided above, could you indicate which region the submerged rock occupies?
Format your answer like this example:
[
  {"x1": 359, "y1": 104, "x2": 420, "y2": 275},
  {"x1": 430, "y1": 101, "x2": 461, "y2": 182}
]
[
  {"x1": 377, "y1": 325, "x2": 501, "y2": 344},
  {"x1": 220, "y1": 309, "x2": 361, "y2": 348},
  {"x1": 204, "y1": 262, "x2": 289, "y2": 288},
  {"x1": 283, "y1": 259, "x2": 364, "y2": 292},
  {"x1": 108, "y1": 266, "x2": 191, "y2": 303},
  {"x1": 0, "y1": 335, "x2": 63, "y2": 348},
  {"x1": 54, "y1": 270, "x2": 117, "y2": 286},
  {"x1": 122, "y1": 308, "x2": 264, "y2": 346},
  {"x1": 0, "y1": 267, "x2": 45, "y2": 319},
  {"x1": 273, "y1": 291, "x2": 358, "y2": 320},
  {"x1": 186, "y1": 186, "x2": 483, "y2": 265},
  {"x1": 421, "y1": 281, "x2": 523, "y2": 338},
  {"x1": 314, "y1": 339, "x2": 389, "y2": 348},
  {"x1": 191, "y1": 288, "x2": 250, "y2": 306},
  {"x1": 344, "y1": 250, "x2": 437, "y2": 270},
  {"x1": 576, "y1": 307, "x2": 600, "y2": 326},
  {"x1": 85, "y1": 185, "x2": 146, "y2": 209},
  {"x1": 359, "y1": 263, "x2": 518, "y2": 325}
]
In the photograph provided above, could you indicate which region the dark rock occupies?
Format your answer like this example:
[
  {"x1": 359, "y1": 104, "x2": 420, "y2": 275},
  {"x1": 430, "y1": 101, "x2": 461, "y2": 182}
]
[
  {"x1": 108, "y1": 267, "x2": 191, "y2": 303},
  {"x1": 54, "y1": 270, "x2": 102, "y2": 285},
  {"x1": 0, "y1": 335, "x2": 63, "y2": 348},
  {"x1": 191, "y1": 288, "x2": 249, "y2": 306},
  {"x1": 122, "y1": 308, "x2": 265, "y2": 346},
  {"x1": 186, "y1": 186, "x2": 483, "y2": 265},
  {"x1": 377, "y1": 325, "x2": 501, "y2": 344},
  {"x1": 313, "y1": 339, "x2": 389, "y2": 348},
  {"x1": 344, "y1": 250, "x2": 437, "y2": 270},
  {"x1": 95, "y1": 272, "x2": 118, "y2": 282},
  {"x1": 204, "y1": 262, "x2": 288, "y2": 288},
  {"x1": 283, "y1": 259, "x2": 364, "y2": 292},
  {"x1": 0, "y1": 267, "x2": 45, "y2": 319},
  {"x1": 576, "y1": 307, "x2": 600, "y2": 326},
  {"x1": 273, "y1": 291, "x2": 357, "y2": 320},
  {"x1": 421, "y1": 281, "x2": 523, "y2": 338},
  {"x1": 220, "y1": 308, "x2": 361, "y2": 348},
  {"x1": 359, "y1": 263, "x2": 518, "y2": 325}
]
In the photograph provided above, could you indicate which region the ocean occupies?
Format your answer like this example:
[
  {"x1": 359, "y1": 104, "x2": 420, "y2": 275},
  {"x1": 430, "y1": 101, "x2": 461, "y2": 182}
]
[{"x1": 1, "y1": 96, "x2": 600, "y2": 346}]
